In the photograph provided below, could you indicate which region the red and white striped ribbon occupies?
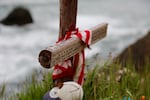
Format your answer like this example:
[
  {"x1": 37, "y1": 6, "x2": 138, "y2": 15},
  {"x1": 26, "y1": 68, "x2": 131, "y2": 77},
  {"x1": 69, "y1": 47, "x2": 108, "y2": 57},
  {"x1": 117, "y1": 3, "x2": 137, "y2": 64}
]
[{"x1": 52, "y1": 29, "x2": 92, "y2": 85}]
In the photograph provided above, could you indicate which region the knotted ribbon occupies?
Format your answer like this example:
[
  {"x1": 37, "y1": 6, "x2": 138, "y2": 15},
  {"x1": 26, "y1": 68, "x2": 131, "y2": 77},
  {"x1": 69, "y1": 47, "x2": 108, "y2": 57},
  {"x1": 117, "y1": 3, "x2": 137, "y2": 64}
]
[{"x1": 52, "y1": 28, "x2": 92, "y2": 85}]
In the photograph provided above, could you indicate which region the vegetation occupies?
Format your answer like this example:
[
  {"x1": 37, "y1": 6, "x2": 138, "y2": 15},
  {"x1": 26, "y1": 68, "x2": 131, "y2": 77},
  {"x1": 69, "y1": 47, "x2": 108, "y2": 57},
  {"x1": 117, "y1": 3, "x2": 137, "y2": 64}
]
[
  {"x1": 0, "y1": 61, "x2": 150, "y2": 100},
  {"x1": 83, "y1": 63, "x2": 150, "y2": 100},
  {"x1": 9, "y1": 72, "x2": 54, "y2": 100}
]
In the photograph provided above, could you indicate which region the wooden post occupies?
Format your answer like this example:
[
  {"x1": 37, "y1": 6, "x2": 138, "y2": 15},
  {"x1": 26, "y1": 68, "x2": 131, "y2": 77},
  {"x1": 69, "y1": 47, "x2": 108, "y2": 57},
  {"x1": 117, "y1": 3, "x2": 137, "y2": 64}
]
[
  {"x1": 38, "y1": 0, "x2": 78, "y2": 68},
  {"x1": 38, "y1": 0, "x2": 108, "y2": 68},
  {"x1": 59, "y1": 0, "x2": 78, "y2": 38},
  {"x1": 39, "y1": 23, "x2": 108, "y2": 68}
]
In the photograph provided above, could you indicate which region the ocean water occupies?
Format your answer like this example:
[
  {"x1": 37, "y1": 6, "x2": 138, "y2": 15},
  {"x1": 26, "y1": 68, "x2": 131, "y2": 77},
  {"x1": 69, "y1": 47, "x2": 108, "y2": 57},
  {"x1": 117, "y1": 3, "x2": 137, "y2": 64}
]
[{"x1": 0, "y1": 0, "x2": 150, "y2": 96}]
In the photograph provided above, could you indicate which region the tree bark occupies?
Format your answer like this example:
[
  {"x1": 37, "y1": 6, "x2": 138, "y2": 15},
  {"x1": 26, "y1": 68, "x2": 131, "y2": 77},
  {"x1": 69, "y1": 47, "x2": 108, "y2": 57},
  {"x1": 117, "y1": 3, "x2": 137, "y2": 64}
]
[{"x1": 59, "y1": 0, "x2": 78, "y2": 38}]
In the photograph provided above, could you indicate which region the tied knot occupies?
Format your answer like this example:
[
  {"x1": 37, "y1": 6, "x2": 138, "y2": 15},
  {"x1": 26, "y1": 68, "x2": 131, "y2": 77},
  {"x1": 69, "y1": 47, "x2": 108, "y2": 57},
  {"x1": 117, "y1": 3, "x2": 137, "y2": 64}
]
[
  {"x1": 56, "y1": 28, "x2": 79, "y2": 43},
  {"x1": 57, "y1": 28, "x2": 92, "y2": 48},
  {"x1": 53, "y1": 27, "x2": 92, "y2": 85},
  {"x1": 65, "y1": 28, "x2": 79, "y2": 39}
]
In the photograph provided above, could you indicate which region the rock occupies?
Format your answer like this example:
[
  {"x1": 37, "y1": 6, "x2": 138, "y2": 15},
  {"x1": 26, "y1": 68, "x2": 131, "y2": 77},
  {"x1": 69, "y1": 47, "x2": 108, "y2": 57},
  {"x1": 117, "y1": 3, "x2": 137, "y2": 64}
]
[
  {"x1": 116, "y1": 31, "x2": 150, "y2": 72},
  {"x1": 0, "y1": 7, "x2": 33, "y2": 26}
]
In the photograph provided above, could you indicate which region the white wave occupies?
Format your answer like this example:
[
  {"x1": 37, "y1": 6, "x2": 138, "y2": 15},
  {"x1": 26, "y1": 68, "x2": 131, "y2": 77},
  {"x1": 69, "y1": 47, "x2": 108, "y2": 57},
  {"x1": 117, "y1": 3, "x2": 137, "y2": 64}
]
[{"x1": 0, "y1": 0, "x2": 56, "y2": 5}]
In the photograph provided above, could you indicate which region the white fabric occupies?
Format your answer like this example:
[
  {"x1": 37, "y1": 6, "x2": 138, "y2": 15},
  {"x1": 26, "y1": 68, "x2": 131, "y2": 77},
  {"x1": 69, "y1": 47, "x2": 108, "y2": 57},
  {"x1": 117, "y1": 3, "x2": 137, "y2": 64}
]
[{"x1": 49, "y1": 82, "x2": 83, "y2": 100}]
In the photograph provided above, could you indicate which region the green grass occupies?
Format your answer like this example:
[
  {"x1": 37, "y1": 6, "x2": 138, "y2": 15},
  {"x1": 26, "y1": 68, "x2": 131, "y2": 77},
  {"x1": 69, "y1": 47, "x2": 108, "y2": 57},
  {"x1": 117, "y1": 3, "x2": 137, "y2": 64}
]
[
  {"x1": 9, "y1": 72, "x2": 53, "y2": 100},
  {"x1": 1, "y1": 61, "x2": 149, "y2": 100},
  {"x1": 83, "y1": 63, "x2": 150, "y2": 100}
]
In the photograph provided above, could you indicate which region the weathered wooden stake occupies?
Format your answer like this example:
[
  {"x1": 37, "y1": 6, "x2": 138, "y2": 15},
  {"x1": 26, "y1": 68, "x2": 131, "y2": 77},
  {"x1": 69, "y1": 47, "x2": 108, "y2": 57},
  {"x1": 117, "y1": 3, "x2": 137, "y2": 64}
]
[
  {"x1": 39, "y1": 0, "x2": 78, "y2": 68},
  {"x1": 39, "y1": 23, "x2": 108, "y2": 68},
  {"x1": 38, "y1": 0, "x2": 108, "y2": 68},
  {"x1": 59, "y1": 0, "x2": 78, "y2": 38}
]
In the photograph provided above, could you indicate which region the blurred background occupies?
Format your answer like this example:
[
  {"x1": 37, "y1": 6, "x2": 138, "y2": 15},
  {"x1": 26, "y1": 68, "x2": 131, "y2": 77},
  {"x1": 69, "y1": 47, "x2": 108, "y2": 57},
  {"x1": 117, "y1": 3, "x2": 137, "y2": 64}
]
[{"x1": 0, "y1": 0, "x2": 150, "y2": 96}]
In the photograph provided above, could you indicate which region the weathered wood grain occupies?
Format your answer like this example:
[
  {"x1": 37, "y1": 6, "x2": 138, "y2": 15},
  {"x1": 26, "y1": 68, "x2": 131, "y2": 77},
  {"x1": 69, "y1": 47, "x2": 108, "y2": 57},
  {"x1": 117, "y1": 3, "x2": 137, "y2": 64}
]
[
  {"x1": 59, "y1": 0, "x2": 78, "y2": 38},
  {"x1": 39, "y1": 23, "x2": 108, "y2": 68}
]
